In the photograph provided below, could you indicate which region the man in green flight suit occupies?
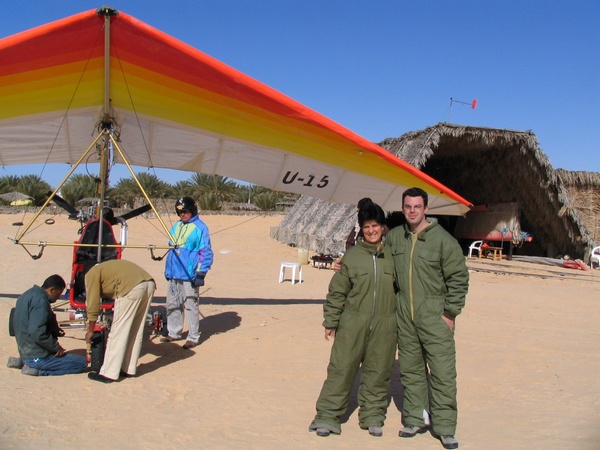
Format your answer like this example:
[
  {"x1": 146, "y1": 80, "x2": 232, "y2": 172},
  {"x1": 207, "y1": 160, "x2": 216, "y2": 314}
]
[{"x1": 386, "y1": 187, "x2": 469, "y2": 450}]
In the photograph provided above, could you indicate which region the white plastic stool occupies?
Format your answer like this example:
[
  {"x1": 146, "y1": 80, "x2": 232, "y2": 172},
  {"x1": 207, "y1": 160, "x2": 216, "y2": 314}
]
[{"x1": 279, "y1": 262, "x2": 302, "y2": 284}]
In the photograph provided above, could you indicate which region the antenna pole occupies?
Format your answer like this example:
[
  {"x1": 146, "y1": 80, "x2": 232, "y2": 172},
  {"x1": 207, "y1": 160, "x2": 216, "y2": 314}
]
[{"x1": 448, "y1": 97, "x2": 477, "y2": 123}]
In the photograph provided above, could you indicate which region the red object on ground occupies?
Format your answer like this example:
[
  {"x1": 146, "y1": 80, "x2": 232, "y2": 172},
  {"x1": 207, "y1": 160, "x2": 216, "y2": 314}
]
[{"x1": 563, "y1": 260, "x2": 590, "y2": 271}]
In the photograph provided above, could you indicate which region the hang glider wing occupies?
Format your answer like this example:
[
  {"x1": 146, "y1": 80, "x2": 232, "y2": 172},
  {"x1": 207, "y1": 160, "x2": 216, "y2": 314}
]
[{"x1": 0, "y1": 8, "x2": 471, "y2": 214}]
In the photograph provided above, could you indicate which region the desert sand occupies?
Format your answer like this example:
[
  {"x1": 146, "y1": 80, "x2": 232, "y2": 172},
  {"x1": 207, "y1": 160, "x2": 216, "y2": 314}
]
[{"x1": 0, "y1": 211, "x2": 599, "y2": 450}]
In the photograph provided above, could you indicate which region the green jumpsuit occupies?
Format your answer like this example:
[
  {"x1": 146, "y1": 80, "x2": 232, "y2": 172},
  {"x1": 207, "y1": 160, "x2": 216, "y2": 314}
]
[
  {"x1": 309, "y1": 238, "x2": 397, "y2": 434},
  {"x1": 386, "y1": 220, "x2": 468, "y2": 436}
]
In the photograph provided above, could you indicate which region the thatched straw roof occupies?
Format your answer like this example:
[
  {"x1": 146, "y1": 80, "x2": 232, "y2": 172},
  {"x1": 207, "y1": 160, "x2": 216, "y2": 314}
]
[
  {"x1": 274, "y1": 123, "x2": 594, "y2": 258},
  {"x1": 224, "y1": 202, "x2": 262, "y2": 211},
  {"x1": 0, "y1": 191, "x2": 32, "y2": 203},
  {"x1": 272, "y1": 195, "x2": 356, "y2": 254},
  {"x1": 556, "y1": 169, "x2": 600, "y2": 243}
]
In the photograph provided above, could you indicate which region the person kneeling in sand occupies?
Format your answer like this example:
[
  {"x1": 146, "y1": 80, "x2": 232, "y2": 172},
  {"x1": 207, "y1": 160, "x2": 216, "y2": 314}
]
[{"x1": 8, "y1": 274, "x2": 88, "y2": 376}]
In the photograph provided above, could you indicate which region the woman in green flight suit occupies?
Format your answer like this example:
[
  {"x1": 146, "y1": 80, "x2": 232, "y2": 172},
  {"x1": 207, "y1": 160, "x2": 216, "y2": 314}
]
[{"x1": 309, "y1": 200, "x2": 397, "y2": 437}]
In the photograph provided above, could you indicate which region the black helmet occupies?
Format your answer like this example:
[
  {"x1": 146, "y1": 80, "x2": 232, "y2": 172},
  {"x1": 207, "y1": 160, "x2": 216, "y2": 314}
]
[{"x1": 175, "y1": 196, "x2": 198, "y2": 216}]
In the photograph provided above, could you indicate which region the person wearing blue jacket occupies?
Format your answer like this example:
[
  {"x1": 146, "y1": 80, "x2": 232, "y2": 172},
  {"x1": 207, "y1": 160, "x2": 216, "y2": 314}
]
[{"x1": 162, "y1": 196, "x2": 213, "y2": 349}]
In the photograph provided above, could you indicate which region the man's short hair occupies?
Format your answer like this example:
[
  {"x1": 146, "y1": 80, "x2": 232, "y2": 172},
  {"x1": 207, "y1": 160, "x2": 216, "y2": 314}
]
[
  {"x1": 42, "y1": 274, "x2": 66, "y2": 291},
  {"x1": 402, "y1": 187, "x2": 428, "y2": 207}
]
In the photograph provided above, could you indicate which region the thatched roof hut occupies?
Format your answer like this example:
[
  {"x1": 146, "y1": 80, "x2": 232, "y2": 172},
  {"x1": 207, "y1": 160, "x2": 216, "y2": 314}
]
[
  {"x1": 274, "y1": 123, "x2": 593, "y2": 258},
  {"x1": 271, "y1": 195, "x2": 357, "y2": 254},
  {"x1": 0, "y1": 191, "x2": 32, "y2": 203},
  {"x1": 556, "y1": 169, "x2": 600, "y2": 243}
]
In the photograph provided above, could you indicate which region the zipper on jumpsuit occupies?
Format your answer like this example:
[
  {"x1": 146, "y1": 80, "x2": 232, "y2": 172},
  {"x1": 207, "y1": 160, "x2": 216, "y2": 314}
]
[
  {"x1": 369, "y1": 253, "x2": 378, "y2": 332},
  {"x1": 408, "y1": 233, "x2": 418, "y2": 321}
]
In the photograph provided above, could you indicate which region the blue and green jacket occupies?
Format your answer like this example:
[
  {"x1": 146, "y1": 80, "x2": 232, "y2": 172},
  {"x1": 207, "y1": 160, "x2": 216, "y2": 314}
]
[{"x1": 165, "y1": 215, "x2": 213, "y2": 281}]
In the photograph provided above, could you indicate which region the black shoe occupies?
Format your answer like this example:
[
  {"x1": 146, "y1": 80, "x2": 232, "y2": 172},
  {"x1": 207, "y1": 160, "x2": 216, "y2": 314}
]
[
  {"x1": 88, "y1": 372, "x2": 116, "y2": 383},
  {"x1": 316, "y1": 428, "x2": 330, "y2": 437},
  {"x1": 119, "y1": 371, "x2": 134, "y2": 378},
  {"x1": 7, "y1": 356, "x2": 23, "y2": 369},
  {"x1": 160, "y1": 336, "x2": 181, "y2": 343},
  {"x1": 182, "y1": 340, "x2": 198, "y2": 349},
  {"x1": 21, "y1": 364, "x2": 39, "y2": 376}
]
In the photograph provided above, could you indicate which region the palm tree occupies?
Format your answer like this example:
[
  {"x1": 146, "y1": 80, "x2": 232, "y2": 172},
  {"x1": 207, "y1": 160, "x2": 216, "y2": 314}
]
[
  {"x1": 112, "y1": 178, "x2": 138, "y2": 208},
  {"x1": 111, "y1": 172, "x2": 172, "y2": 207},
  {"x1": 136, "y1": 172, "x2": 173, "y2": 198},
  {"x1": 17, "y1": 174, "x2": 51, "y2": 206},
  {"x1": 253, "y1": 191, "x2": 280, "y2": 211},
  {"x1": 0, "y1": 175, "x2": 21, "y2": 194},
  {"x1": 172, "y1": 179, "x2": 192, "y2": 198},
  {"x1": 197, "y1": 192, "x2": 222, "y2": 211},
  {"x1": 237, "y1": 183, "x2": 262, "y2": 204},
  {"x1": 188, "y1": 173, "x2": 237, "y2": 202},
  {"x1": 60, "y1": 174, "x2": 98, "y2": 207}
]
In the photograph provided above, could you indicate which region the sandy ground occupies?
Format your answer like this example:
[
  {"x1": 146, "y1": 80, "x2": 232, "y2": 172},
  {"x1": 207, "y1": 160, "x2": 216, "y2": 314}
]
[{"x1": 0, "y1": 211, "x2": 599, "y2": 450}]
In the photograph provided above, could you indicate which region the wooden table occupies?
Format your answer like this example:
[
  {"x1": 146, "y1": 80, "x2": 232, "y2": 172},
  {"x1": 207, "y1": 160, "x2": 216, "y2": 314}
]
[
  {"x1": 311, "y1": 255, "x2": 335, "y2": 269},
  {"x1": 481, "y1": 246, "x2": 503, "y2": 261}
]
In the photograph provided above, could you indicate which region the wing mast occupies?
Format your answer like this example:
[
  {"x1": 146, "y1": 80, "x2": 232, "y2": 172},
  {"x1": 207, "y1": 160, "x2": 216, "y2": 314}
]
[
  {"x1": 95, "y1": 6, "x2": 173, "y2": 254},
  {"x1": 94, "y1": 5, "x2": 119, "y2": 262}
]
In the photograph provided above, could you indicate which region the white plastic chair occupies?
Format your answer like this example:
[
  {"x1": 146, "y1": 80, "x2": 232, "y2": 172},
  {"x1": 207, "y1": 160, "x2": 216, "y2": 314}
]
[
  {"x1": 279, "y1": 262, "x2": 302, "y2": 284},
  {"x1": 467, "y1": 240, "x2": 484, "y2": 258},
  {"x1": 590, "y1": 246, "x2": 600, "y2": 269}
]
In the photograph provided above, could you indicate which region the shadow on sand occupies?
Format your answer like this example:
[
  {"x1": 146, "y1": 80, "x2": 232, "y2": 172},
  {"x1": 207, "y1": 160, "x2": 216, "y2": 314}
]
[
  {"x1": 335, "y1": 359, "x2": 404, "y2": 426},
  {"x1": 151, "y1": 295, "x2": 324, "y2": 306},
  {"x1": 136, "y1": 305, "x2": 242, "y2": 376}
]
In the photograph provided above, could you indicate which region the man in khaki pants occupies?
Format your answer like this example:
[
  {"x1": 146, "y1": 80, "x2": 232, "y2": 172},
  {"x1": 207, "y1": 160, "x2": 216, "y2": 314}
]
[{"x1": 84, "y1": 260, "x2": 155, "y2": 383}]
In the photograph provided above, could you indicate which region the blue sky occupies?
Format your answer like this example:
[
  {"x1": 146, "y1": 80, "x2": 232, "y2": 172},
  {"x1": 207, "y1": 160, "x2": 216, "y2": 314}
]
[{"x1": 1, "y1": 1, "x2": 598, "y2": 188}]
